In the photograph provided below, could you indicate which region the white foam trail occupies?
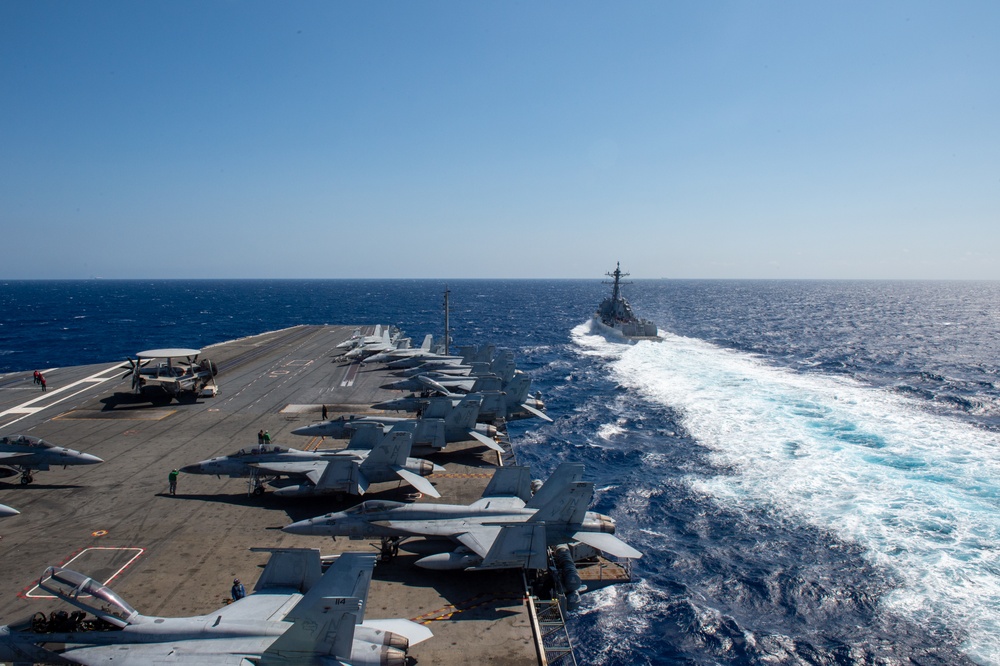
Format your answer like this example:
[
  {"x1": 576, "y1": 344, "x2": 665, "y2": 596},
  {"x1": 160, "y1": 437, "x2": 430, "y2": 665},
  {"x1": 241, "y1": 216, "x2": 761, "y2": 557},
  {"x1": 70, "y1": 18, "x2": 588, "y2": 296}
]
[{"x1": 577, "y1": 328, "x2": 1000, "y2": 664}]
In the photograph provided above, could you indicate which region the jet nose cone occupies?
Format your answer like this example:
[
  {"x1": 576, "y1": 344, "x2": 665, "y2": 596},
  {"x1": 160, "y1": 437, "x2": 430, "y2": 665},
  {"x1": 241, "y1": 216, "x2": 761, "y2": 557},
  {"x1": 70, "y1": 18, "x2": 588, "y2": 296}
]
[
  {"x1": 0, "y1": 504, "x2": 19, "y2": 518},
  {"x1": 78, "y1": 453, "x2": 104, "y2": 465},
  {"x1": 282, "y1": 518, "x2": 319, "y2": 536},
  {"x1": 179, "y1": 463, "x2": 203, "y2": 474}
]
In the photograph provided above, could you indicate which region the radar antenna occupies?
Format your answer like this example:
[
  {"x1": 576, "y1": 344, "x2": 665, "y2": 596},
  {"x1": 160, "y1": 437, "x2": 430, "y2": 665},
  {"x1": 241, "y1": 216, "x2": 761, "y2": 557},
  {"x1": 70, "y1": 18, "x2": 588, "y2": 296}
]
[{"x1": 603, "y1": 261, "x2": 632, "y2": 303}]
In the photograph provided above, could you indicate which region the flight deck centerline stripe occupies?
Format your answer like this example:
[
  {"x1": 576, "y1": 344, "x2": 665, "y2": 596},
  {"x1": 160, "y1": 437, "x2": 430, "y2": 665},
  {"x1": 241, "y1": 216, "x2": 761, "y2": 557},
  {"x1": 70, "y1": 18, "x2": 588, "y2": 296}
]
[{"x1": 0, "y1": 361, "x2": 127, "y2": 417}]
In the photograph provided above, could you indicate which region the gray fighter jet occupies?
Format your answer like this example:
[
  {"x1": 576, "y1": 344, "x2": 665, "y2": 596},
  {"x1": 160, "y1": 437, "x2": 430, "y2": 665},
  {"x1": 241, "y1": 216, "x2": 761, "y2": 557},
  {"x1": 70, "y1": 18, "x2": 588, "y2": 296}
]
[
  {"x1": 391, "y1": 362, "x2": 485, "y2": 377},
  {"x1": 291, "y1": 395, "x2": 501, "y2": 454},
  {"x1": 379, "y1": 371, "x2": 495, "y2": 394},
  {"x1": 363, "y1": 335, "x2": 463, "y2": 366},
  {"x1": 181, "y1": 424, "x2": 443, "y2": 498},
  {"x1": 283, "y1": 463, "x2": 642, "y2": 571},
  {"x1": 372, "y1": 373, "x2": 552, "y2": 424},
  {"x1": 0, "y1": 548, "x2": 431, "y2": 665},
  {"x1": 0, "y1": 434, "x2": 103, "y2": 485},
  {"x1": 342, "y1": 328, "x2": 401, "y2": 361},
  {"x1": 336, "y1": 324, "x2": 387, "y2": 350}
]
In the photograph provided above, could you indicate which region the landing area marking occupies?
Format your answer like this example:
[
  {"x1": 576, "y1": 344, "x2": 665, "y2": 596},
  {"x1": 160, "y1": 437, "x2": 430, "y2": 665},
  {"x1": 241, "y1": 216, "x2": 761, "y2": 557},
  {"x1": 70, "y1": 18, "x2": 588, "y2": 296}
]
[
  {"x1": 22, "y1": 546, "x2": 145, "y2": 599},
  {"x1": 0, "y1": 361, "x2": 128, "y2": 428},
  {"x1": 56, "y1": 409, "x2": 176, "y2": 421},
  {"x1": 341, "y1": 362, "x2": 361, "y2": 387}
]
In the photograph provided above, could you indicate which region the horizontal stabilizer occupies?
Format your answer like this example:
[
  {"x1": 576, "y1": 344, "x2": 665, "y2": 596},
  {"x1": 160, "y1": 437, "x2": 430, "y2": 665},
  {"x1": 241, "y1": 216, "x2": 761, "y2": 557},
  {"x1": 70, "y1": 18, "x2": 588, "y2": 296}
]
[
  {"x1": 572, "y1": 531, "x2": 643, "y2": 559},
  {"x1": 469, "y1": 430, "x2": 504, "y2": 452},
  {"x1": 392, "y1": 466, "x2": 440, "y2": 498},
  {"x1": 363, "y1": 618, "x2": 434, "y2": 646},
  {"x1": 520, "y1": 402, "x2": 553, "y2": 422}
]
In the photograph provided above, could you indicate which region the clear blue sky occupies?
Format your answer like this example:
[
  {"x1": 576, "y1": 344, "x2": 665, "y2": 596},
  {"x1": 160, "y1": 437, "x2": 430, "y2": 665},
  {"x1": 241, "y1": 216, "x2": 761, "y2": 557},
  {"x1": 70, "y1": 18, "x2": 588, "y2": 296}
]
[{"x1": 2, "y1": 1, "x2": 998, "y2": 279}]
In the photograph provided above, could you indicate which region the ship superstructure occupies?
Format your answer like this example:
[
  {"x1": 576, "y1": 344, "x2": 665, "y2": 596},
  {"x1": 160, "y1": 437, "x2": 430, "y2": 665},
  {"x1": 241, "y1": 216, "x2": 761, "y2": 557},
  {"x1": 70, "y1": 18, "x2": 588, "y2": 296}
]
[{"x1": 593, "y1": 263, "x2": 661, "y2": 340}]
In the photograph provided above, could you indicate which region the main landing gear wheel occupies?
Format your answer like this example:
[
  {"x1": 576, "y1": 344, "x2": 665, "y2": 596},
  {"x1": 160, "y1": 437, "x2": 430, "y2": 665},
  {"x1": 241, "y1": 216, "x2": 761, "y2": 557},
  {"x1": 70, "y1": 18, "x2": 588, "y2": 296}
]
[
  {"x1": 20, "y1": 474, "x2": 33, "y2": 485},
  {"x1": 253, "y1": 486, "x2": 265, "y2": 496}
]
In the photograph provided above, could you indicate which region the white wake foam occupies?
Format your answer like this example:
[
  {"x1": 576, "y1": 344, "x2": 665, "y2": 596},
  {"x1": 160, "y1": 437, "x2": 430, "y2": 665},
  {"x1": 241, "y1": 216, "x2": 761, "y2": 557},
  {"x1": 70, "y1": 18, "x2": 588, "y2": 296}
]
[{"x1": 576, "y1": 327, "x2": 1000, "y2": 664}]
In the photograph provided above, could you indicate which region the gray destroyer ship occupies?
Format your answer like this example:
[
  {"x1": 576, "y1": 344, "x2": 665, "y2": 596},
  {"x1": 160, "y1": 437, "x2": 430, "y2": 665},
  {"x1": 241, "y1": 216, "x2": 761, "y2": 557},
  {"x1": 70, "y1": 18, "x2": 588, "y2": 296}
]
[{"x1": 593, "y1": 262, "x2": 662, "y2": 341}]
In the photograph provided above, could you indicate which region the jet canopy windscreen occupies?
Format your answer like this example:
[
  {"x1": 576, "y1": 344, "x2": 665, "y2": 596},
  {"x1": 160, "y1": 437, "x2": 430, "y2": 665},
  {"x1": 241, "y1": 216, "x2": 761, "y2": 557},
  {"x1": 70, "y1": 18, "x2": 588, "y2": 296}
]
[{"x1": 38, "y1": 567, "x2": 138, "y2": 628}]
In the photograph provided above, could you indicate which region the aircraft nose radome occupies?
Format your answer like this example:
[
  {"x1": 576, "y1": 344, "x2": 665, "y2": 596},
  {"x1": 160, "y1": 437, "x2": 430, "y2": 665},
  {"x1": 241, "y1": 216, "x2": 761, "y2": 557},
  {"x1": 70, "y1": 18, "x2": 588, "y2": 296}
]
[
  {"x1": 179, "y1": 463, "x2": 205, "y2": 474},
  {"x1": 282, "y1": 519, "x2": 319, "y2": 535},
  {"x1": 77, "y1": 453, "x2": 104, "y2": 465},
  {"x1": 291, "y1": 424, "x2": 324, "y2": 436}
]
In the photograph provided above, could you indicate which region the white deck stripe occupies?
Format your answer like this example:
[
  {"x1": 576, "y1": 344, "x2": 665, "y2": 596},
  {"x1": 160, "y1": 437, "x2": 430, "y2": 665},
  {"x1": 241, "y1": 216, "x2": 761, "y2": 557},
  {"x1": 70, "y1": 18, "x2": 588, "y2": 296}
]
[{"x1": 0, "y1": 362, "x2": 126, "y2": 428}]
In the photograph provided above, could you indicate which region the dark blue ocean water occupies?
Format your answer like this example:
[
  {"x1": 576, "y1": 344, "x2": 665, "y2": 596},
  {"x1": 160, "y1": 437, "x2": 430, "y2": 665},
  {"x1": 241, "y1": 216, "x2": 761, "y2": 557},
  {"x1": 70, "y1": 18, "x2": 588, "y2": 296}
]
[{"x1": 2, "y1": 279, "x2": 1000, "y2": 665}]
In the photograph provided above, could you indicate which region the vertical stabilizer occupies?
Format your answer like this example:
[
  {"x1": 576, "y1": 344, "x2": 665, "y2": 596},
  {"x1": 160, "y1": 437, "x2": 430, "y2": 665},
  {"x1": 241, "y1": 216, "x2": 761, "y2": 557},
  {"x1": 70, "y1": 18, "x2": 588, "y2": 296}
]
[
  {"x1": 360, "y1": 425, "x2": 413, "y2": 470},
  {"x1": 481, "y1": 466, "x2": 532, "y2": 501},
  {"x1": 504, "y1": 374, "x2": 532, "y2": 407},
  {"x1": 286, "y1": 552, "x2": 376, "y2": 621},
  {"x1": 445, "y1": 395, "x2": 483, "y2": 430},
  {"x1": 260, "y1": 596, "x2": 361, "y2": 664},
  {"x1": 526, "y1": 463, "x2": 585, "y2": 509},
  {"x1": 412, "y1": 419, "x2": 447, "y2": 450},
  {"x1": 261, "y1": 553, "x2": 377, "y2": 663},
  {"x1": 251, "y1": 548, "x2": 322, "y2": 593},
  {"x1": 529, "y1": 481, "x2": 593, "y2": 525},
  {"x1": 344, "y1": 422, "x2": 384, "y2": 451},
  {"x1": 470, "y1": 375, "x2": 502, "y2": 393}
]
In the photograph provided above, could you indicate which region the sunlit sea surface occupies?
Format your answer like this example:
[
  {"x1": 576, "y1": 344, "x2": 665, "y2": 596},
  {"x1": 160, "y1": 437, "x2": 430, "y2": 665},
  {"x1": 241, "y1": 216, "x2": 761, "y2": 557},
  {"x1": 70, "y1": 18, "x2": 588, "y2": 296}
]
[{"x1": 2, "y1": 279, "x2": 1000, "y2": 665}]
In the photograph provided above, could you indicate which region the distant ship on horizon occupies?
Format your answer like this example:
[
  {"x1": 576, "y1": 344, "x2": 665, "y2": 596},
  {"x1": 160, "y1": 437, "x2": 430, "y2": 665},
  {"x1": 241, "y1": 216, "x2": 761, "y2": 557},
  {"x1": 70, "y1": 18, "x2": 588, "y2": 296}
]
[{"x1": 592, "y1": 262, "x2": 662, "y2": 341}]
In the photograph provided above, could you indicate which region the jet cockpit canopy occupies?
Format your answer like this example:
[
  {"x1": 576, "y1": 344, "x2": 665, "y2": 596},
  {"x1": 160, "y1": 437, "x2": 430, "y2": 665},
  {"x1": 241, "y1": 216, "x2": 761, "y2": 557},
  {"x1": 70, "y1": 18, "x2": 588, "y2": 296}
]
[
  {"x1": 0, "y1": 435, "x2": 50, "y2": 448},
  {"x1": 38, "y1": 567, "x2": 138, "y2": 628},
  {"x1": 346, "y1": 500, "x2": 406, "y2": 515}
]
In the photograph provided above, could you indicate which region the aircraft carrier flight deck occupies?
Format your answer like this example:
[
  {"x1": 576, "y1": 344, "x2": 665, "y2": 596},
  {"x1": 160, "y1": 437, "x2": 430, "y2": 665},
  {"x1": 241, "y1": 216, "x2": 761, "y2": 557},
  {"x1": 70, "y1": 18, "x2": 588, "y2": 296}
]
[{"x1": 0, "y1": 325, "x2": 553, "y2": 665}]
